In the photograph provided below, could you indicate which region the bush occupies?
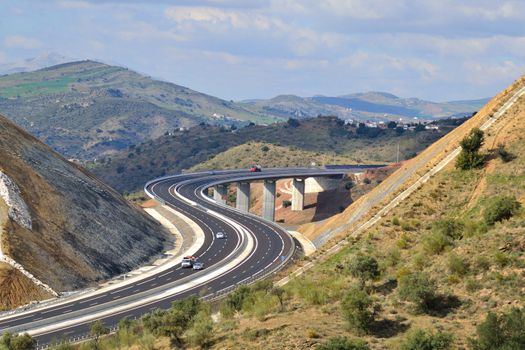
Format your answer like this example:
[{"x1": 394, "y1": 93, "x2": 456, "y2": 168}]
[
  {"x1": 400, "y1": 329, "x2": 453, "y2": 350},
  {"x1": 348, "y1": 255, "x2": 380, "y2": 285},
  {"x1": 398, "y1": 272, "x2": 437, "y2": 312},
  {"x1": 261, "y1": 145, "x2": 270, "y2": 152},
  {"x1": 392, "y1": 217, "x2": 400, "y2": 226},
  {"x1": 496, "y1": 144, "x2": 514, "y2": 162},
  {"x1": 483, "y1": 195, "x2": 521, "y2": 226},
  {"x1": 456, "y1": 128, "x2": 485, "y2": 170},
  {"x1": 0, "y1": 332, "x2": 34, "y2": 350},
  {"x1": 341, "y1": 286, "x2": 376, "y2": 334},
  {"x1": 282, "y1": 200, "x2": 292, "y2": 208},
  {"x1": 363, "y1": 177, "x2": 371, "y2": 184},
  {"x1": 448, "y1": 253, "x2": 469, "y2": 276},
  {"x1": 423, "y1": 219, "x2": 464, "y2": 255},
  {"x1": 470, "y1": 307, "x2": 525, "y2": 350},
  {"x1": 185, "y1": 308, "x2": 214, "y2": 348},
  {"x1": 316, "y1": 336, "x2": 370, "y2": 350},
  {"x1": 345, "y1": 181, "x2": 354, "y2": 190}
]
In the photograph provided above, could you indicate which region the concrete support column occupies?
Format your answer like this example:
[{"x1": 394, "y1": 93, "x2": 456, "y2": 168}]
[
  {"x1": 213, "y1": 184, "x2": 227, "y2": 205},
  {"x1": 236, "y1": 182, "x2": 250, "y2": 212},
  {"x1": 262, "y1": 180, "x2": 276, "y2": 221},
  {"x1": 291, "y1": 178, "x2": 305, "y2": 211}
]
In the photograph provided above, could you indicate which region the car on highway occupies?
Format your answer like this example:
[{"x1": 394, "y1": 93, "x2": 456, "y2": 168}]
[
  {"x1": 216, "y1": 231, "x2": 225, "y2": 239},
  {"x1": 250, "y1": 164, "x2": 262, "y2": 172},
  {"x1": 192, "y1": 262, "x2": 204, "y2": 270},
  {"x1": 181, "y1": 256, "x2": 196, "y2": 268}
]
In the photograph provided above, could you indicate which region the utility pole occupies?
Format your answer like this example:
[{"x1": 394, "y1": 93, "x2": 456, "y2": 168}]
[{"x1": 396, "y1": 142, "x2": 400, "y2": 163}]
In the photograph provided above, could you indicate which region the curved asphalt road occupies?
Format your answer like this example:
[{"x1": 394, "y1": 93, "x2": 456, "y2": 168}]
[{"x1": 0, "y1": 166, "x2": 382, "y2": 348}]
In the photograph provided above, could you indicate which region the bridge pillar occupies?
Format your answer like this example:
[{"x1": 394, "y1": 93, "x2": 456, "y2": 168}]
[
  {"x1": 213, "y1": 184, "x2": 227, "y2": 205},
  {"x1": 236, "y1": 182, "x2": 250, "y2": 212},
  {"x1": 262, "y1": 180, "x2": 276, "y2": 221},
  {"x1": 291, "y1": 178, "x2": 305, "y2": 211}
]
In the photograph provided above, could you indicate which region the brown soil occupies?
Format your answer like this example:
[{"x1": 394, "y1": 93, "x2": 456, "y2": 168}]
[{"x1": 0, "y1": 263, "x2": 51, "y2": 311}]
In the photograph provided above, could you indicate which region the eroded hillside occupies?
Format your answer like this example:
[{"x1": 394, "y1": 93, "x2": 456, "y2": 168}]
[{"x1": 0, "y1": 115, "x2": 170, "y2": 310}]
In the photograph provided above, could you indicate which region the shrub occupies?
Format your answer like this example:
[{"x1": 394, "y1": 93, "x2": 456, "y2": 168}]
[
  {"x1": 483, "y1": 195, "x2": 521, "y2": 226},
  {"x1": 493, "y1": 251, "x2": 511, "y2": 267},
  {"x1": 385, "y1": 247, "x2": 401, "y2": 267},
  {"x1": 316, "y1": 336, "x2": 370, "y2": 350},
  {"x1": 398, "y1": 272, "x2": 437, "y2": 312},
  {"x1": 345, "y1": 181, "x2": 354, "y2": 190},
  {"x1": 363, "y1": 177, "x2": 372, "y2": 184},
  {"x1": 456, "y1": 128, "x2": 485, "y2": 170},
  {"x1": 261, "y1": 145, "x2": 270, "y2": 152},
  {"x1": 400, "y1": 329, "x2": 453, "y2": 350},
  {"x1": 348, "y1": 255, "x2": 380, "y2": 285},
  {"x1": 185, "y1": 308, "x2": 214, "y2": 348},
  {"x1": 496, "y1": 144, "x2": 514, "y2": 162},
  {"x1": 475, "y1": 256, "x2": 491, "y2": 271},
  {"x1": 282, "y1": 200, "x2": 292, "y2": 208},
  {"x1": 423, "y1": 219, "x2": 463, "y2": 255},
  {"x1": 0, "y1": 332, "x2": 34, "y2": 350},
  {"x1": 341, "y1": 286, "x2": 376, "y2": 334},
  {"x1": 392, "y1": 217, "x2": 400, "y2": 226},
  {"x1": 470, "y1": 307, "x2": 525, "y2": 350},
  {"x1": 448, "y1": 253, "x2": 469, "y2": 276}
]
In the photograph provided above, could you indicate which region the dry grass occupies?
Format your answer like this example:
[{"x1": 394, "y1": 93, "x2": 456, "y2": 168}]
[{"x1": 190, "y1": 142, "x2": 366, "y2": 172}]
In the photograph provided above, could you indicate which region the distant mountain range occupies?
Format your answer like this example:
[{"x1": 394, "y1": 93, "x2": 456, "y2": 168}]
[
  {"x1": 0, "y1": 52, "x2": 73, "y2": 75},
  {"x1": 0, "y1": 58, "x2": 487, "y2": 160},
  {"x1": 240, "y1": 91, "x2": 489, "y2": 121}
]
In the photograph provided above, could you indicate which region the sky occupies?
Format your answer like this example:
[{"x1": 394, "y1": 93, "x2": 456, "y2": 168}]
[{"x1": 0, "y1": 0, "x2": 524, "y2": 101}]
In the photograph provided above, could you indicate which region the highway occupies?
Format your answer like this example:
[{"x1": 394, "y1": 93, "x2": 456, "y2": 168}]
[{"x1": 0, "y1": 166, "x2": 382, "y2": 348}]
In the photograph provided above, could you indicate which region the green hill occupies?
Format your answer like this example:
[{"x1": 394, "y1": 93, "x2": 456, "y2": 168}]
[
  {"x1": 0, "y1": 60, "x2": 269, "y2": 159},
  {"x1": 92, "y1": 116, "x2": 465, "y2": 193}
]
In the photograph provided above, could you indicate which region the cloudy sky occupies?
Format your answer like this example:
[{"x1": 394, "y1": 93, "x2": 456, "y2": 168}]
[{"x1": 1, "y1": 0, "x2": 524, "y2": 101}]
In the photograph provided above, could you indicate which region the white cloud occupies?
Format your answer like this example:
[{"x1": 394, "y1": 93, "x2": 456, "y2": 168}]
[
  {"x1": 4, "y1": 35, "x2": 43, "y2": 49},
  {"x1": 117, "y1": 21, "x2": 186, "y2": 42}
]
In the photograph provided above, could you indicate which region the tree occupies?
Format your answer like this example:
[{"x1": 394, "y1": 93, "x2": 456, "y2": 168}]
[
  {"x1": 456, "y1": 128, "x2": 485, "y2": 170},
  {"x1": 316, "y1": 336, "x2": 370, "y2": 350},
  {"x1": 398, "y1": 272, "x2": 436, "y2": 312},
  {"x1": 341, "y1": 286, "x2": 376, "y2": 334},
  {"x1": 348, "y1": 255, "x2": 380, "y2": 286},
  {"x1": 470, "y1": 307, "x2": 525, "y2": 350},
  {"x1": 270, "y1": 286, "x2": 287, "y2": 311},
  {"x1": 0, "y1": 333, "x2": 34, "y2": 350},
  {"x1": 400, "y1": 329, "x2": 453, "y2": 350},
  {"x1": 387, "y1": 121, "x2": 397, "y2": 129},
  {"x1": 287, "y1": 118, "x2": 301, "y2": 127},
  {"x1": 483, "y1": 195, "x2": 521, "y2": 226},
  {"x1": 89, "y1": 320, "x2": 109, "y2": 350}
]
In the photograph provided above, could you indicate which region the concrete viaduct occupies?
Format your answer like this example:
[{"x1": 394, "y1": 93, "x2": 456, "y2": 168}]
[{"x1": 207, "y1": 166, "x2": 384, "y2": 222}]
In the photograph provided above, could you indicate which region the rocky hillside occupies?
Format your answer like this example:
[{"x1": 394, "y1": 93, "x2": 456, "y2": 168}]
[
  {"x1": 0, "y1": 60, "x2": 266, "y2": 160},
  {"x1": 93, "y1": 116, "x2": 463, "y2": 194},
  {"x1": 0, "y1": 114, "x2": 170, "y2": 310}
]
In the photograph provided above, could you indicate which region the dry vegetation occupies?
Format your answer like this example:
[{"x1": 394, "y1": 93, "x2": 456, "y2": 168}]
[{"x1": 191, "y1": 142, "x2": 364, "y2": 171}]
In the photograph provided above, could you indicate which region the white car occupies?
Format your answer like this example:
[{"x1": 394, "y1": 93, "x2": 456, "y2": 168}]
[
  {"x1": 192, "y1": 262, "x2": 204, "y2": 270},
  {"x1": 215, "y1": 231, "x2": 225, "y2": 239}
]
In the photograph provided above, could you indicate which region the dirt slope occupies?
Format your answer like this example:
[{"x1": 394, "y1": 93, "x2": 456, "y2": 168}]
[{"x1": 0, "y1": 114, "x2": 170, "y2": 309}]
